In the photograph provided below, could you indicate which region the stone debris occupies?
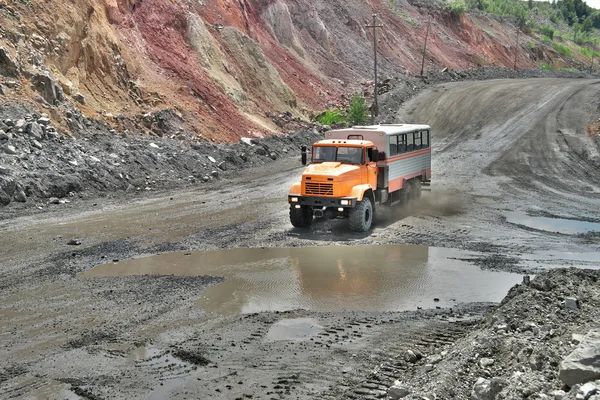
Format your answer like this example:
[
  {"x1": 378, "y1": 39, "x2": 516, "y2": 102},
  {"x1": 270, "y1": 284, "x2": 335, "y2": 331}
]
[
  {"x1": 388, "y1": 381, "x2": 409, "y2": 399},
  {"x1": 559, "y1": 330, "x2": 600, "y2": 386},
  {"x1": 479, "y1": 357, "x2": 495, "y2": 368},
  {"x1": 566, "y1": 297, "x2": 581, "y2": 310}
]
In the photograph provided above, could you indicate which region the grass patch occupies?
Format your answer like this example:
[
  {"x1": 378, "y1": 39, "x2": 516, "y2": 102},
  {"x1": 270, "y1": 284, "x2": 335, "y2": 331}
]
[
  {"x1": 579, "y1": 47, "x2": 600, "y2": 58},
  {"x1": 559, "y1": 67, "x2": 579, "y2": 72},
  {"x1": 541, "y1": 63, "x2": 554, "y2": 70},
  {"x1": 553, "y1": 43, "x2": 572, "y2": 57},
  {"x1": 315, "y1": 110, "x2": 346, "y2": 126},
  {"x1": 542, "y1": 35, "x2": 553, "y2": 42}
]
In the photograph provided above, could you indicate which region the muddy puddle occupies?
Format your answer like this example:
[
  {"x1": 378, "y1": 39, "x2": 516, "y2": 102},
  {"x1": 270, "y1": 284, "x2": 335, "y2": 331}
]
[
  {"x1": 505, "y1": 211, "x2": 600, "y2": 234},
  {"x1": 80, "y1": 245, "x2": 523, "y2": 314}
]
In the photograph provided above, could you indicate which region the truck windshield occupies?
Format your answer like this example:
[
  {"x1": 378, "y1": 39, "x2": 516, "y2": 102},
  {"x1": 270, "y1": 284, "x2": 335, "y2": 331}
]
[{"x1": 313, "y1": 146, "x2": 363, "y2": 164}]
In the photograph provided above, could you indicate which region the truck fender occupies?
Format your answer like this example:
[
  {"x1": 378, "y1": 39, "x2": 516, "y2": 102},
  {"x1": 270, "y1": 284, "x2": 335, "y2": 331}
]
[
  {"x1": 350, "y1": 185, "x2": 373, "y2": 202},
  {"x1": 289, "y1": 182, "x2": 301, "y2": 195}
]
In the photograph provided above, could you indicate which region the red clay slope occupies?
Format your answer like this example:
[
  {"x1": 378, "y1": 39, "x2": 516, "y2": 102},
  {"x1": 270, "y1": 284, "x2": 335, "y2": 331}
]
[{"x1": 0, "y1": 0, "x2": 564, "y2": 142}]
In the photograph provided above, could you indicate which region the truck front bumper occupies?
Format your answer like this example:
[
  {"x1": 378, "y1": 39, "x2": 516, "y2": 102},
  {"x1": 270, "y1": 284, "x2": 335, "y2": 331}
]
[{"x1": 288, "y1": 195, "x2": 357, "y2": 208}]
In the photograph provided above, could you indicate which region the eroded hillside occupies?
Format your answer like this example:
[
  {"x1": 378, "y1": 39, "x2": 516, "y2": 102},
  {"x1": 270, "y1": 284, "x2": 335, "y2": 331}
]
[{"x1": 0, "y1": 0, "x2": 592, "y2": 141}]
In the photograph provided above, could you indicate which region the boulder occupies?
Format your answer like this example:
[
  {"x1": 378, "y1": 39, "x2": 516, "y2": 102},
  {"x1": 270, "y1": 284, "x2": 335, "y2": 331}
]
[
  {"x1": 472, "y1": 378, "x2": 492, "y2": 400},
  {"x1": 3, "y1": 144, "x2": 17, "y2": 155},
  {"x1": 31, "y1": 73, "x2": 64, "y2": 104},
  {"x1": 0, "y1": 47, "x2": 20, "y2": 77},
  {"x1": 31, "y1": 139, "x2": 43, "y2": 150},
  {"x1": 388, "y1": 384, "x2": 409, "y2": 399},
  {"x1": 405, "y1": 350, "x2": 418, "y2": 363},
  {"x1": 14, "y1": 186, "x2": 26, "y2": 202},
  {"x1": 0, "y1": 130, "x2": 11, "y2": 140},
  {"x1": 27, "y1": 122, "x2": 43, "y2": 140},
  {"x1": 0, "y1": 84, "x2": 6, "y2": 96},
  {"x1": 580, "y1": 382, "x2": 598, "y2": 399},
  {"x1": 565, "y1": 297, "x2": 580, "y2": 310},
  {"x1": 0, "y1": 189, "x2": 10, "y2": 206},
  {"x1": 73, "y1": 93, "x2": 86, "y2": 104},
  {"x1": 471, "y1": 377, "x2": 503, "y2": 400},
  {"x1": 37, "y1": 117, "x2": 51, "y2": 126},
  {"x1": 559, "y1": 330, "x2": 600, "y2": 386}
]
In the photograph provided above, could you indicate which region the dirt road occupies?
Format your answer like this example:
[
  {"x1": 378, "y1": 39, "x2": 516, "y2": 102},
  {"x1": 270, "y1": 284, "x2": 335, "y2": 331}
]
[{"x1": 1, "y1": 78, "x2": 599, "y2": 399}]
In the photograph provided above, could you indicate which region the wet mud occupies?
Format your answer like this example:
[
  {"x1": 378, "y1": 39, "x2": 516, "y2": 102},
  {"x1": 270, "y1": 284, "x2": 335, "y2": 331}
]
[{"x1": 2, "y1": 78, "x2": 600, "y2": 399}]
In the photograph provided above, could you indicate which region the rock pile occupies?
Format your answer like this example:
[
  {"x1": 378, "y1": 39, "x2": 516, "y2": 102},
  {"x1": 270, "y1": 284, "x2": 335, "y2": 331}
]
[
  {"x1": 0, "y1": 104, "x2": 321, "y2": 210},
  {"x1": 384, "y1": 268, "x2": 600, "y2": 399}
]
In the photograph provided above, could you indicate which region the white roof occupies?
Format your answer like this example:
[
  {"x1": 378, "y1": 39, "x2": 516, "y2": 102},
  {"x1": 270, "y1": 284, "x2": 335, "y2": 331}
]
[{"x1": 328, "y1": 124, "x2": 430, "y2": 136}]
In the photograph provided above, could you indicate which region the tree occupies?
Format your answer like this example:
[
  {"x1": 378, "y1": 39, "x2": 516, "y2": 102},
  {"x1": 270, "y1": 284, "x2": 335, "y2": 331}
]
[
  {"x1": 347, "y1": 93, "x2": 369, "y2": 126},
  {"x1": 583, "y1": 15, "x2": 593, "y2": 31},
  {"x1": 573, "y1": 22, "x2": 583, "y2": 42}
]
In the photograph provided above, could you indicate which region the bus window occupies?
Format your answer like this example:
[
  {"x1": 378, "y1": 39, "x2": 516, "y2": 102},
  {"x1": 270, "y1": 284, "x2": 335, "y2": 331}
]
[
  {"x1": 389, "y1": 135, "x2": 398, "y2": 156},
  {"x1": 407, "y1": 132, "x2": 416, "y2": 152},
  {"x1": 423, "y1": 130, "x2": 430, "y2": 148},
  {"x1": 348, "y1": 134, "x2": 364, "y2": 140},
  {"x1": 399, "y1": 134, "x2": 407, "y2": 153},
  {"x1": 414, "y1": 131, "x2": 423, "y2": 150}
]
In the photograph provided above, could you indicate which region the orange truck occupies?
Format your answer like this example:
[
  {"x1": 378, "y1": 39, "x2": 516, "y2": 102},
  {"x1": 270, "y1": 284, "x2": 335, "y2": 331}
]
[{"x1": 288, "y1": 124, "x2": 431, "y2": 232}]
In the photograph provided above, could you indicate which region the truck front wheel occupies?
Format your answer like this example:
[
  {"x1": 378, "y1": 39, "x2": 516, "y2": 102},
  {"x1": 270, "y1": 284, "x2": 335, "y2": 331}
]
[
  {"x1": 290, "y1": 206, "x2": 313, "y2": 228},
  {"x1": 349, "y1": 197, "x2": 373, "y2": 232}
]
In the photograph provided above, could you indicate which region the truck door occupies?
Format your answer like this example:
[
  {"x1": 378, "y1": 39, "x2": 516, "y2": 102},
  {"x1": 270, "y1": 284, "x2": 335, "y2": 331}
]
[{"x1": 366, "y1": 147, "x2": 378, "y2": 189}]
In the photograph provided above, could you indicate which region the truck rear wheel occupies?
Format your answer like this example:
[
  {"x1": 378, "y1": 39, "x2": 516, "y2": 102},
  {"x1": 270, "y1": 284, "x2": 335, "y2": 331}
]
[
  {"x1": 290, "y1": 206, "x2": 313, "y2": 228},
  {"x1": 349, "y1": 197, "x2": 373, "y2": 232}
]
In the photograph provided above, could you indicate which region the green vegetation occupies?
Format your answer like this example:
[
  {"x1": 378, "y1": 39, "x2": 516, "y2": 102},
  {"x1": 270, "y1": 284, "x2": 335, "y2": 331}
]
[
  {"x1": 450, "y1": 0, "x2": 468, "y2": 15},
  {"x1": 553, "y1": 42, "x2": 573, "y2": 56},
  {"x1": 316, "y1": 110, "x2": 345, "y2": 126},
  {"x1": 542, "y1": 35, "x2": 553, "y2": 42},
  {"x1": 314, "y1": 94, "x2": 370, "y2": 127},
  {"x1": 347, "y1": 93, "x2": 369, "y2": 127},
  {"x1": 541, "y1": 63, "x2": 554, "y2": 70},
  {"x1": 559, "y1": 67, "x2": 579, "y2": 71},
  {"x1": 466, "y1": 0, "x2": 527, "y2": 24},
  {"x1": 579, "y1": 46, "x2": 600, "y2": 58},
  {"x1": 540, "y1": 25, "x2": 556, "y2": 40}
]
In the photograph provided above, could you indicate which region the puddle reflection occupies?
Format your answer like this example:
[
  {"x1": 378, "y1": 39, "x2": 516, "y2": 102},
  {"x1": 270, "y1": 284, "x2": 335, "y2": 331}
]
[
  {"x1": 505, "y1": 212, "x2": 600, "y2": 234},
  {"x1": 80, "y1": 245, "x2": 523, "y2": 314}
]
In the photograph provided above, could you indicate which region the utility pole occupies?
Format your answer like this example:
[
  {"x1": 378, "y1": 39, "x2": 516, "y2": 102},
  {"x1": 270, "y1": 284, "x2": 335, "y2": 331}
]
[
  {"x1": 421, "y1": 16, "x2": 431, "y2": 77},
  {"x1": 366, "y1": 14, "x2": 383, "y2": 125},
  {"x1": 591, "y1": 42, "x2": 595, "y2": 72},
  {"x1": 513, "y1": 26, "x2": 519, "y2": 70}
]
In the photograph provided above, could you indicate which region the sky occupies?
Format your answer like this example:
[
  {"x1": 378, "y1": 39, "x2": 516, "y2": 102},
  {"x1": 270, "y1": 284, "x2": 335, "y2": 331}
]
[
  {"x1": 581, "y1": 0, "x2": 600, "y2": 9},
  {"x1": 537, "y1": 0, "x2": 600, "y2": 10}
]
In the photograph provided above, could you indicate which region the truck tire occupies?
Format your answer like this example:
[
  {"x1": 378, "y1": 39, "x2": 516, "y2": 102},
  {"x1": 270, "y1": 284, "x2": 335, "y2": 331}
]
[
  {"x1": 349, "y1": 197, "x2": 373, "y2": 232},
  {"x1": 290, "y1": 206, "x2": 313, "y2": 228}
]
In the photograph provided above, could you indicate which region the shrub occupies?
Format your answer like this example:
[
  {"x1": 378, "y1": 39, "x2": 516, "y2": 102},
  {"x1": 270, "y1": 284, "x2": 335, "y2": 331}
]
[
  {"x1": 347, "y1": 93, "x2": 369, "y2": 126},
  {"x1": 542, "y1": 35, "x2": 553, "y2": 42},
  {"x1": 316, "y1": 110, "x2": 345, "y2": 126},
  {"x1": 553, "y1": 42, "x2": 572, "y2": 56},
  {"x1": 540, "y1": 25, "x2": 555, "y2": 40},
  {"x1": 448, "y1": 0, "x2": 468, "y2": 16},
  {"x1": 541, "y1": 63, "x2": 554, "y2": 70}
]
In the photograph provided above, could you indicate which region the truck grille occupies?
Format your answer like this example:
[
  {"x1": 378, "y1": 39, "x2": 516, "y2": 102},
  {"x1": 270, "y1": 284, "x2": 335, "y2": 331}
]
[{"x1": 305, "y1": 182, "x2": 334, "y2": 196}]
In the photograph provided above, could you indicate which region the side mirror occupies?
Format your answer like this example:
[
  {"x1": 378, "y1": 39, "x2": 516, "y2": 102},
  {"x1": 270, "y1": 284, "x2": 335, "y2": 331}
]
[
  {"x1": 377, "y1": 151, "x2": 386, "y2": 161},
  {"x1": 372, "y1": 149, "x2": 379, "y2": 163},
  {"x1": 301, "y1": 145, "x2": 307, "y2": 165}
]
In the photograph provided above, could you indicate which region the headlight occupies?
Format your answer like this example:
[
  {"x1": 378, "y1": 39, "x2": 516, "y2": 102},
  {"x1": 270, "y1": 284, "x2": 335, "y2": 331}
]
[
  {"x1": 290, "y1": 197, "x2": 299, "y2": 203},
  {"x1": 340, "y1": 200, "x2": 350, "y2": 206}
]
